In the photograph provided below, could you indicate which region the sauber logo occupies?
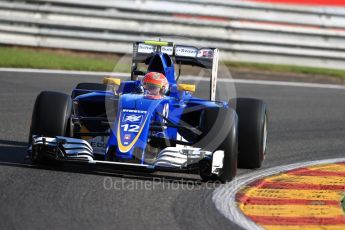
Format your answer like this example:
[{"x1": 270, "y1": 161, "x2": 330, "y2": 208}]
[{"x1": 123, "y1": 114, "x2": 143, "y2": 123}]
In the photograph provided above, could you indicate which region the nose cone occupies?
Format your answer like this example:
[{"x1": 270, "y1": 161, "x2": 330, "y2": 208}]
[{"x1": 108, "y1": 94, "x2": 168, "y2": 162}]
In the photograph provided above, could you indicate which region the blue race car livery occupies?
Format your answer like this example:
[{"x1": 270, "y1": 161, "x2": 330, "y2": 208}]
[{"x1": 28, "y1": 40, "x2": 268, "y2": 182}]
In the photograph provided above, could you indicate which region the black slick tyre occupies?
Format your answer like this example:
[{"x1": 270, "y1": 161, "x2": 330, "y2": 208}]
[{"x1": 29, "y1": 91, "x2": 72, "y2": 163}]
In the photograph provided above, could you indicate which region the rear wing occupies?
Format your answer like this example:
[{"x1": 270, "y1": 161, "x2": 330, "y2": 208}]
[{"x1": 131, "y1": 41, "x2": 219, "y2": 101}]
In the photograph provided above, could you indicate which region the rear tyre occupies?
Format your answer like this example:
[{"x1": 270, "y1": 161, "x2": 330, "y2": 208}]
[
  {"x1": 29, "y1": 91, "x2": 72, "y2": 163},
  {"x1": 230, "y1": 98, "x2": 268, "y2": 169},
  {"x1": 198, "y1": 107, "x2": 238, "y2": 183}
]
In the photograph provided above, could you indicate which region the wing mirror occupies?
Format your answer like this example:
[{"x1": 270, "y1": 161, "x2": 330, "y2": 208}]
[
  {"x1": 178, "y1": 84, "x2": 196, "y2": 93},
  {"x1": 103, "y1": 77, "x2": 121, "y2": 86},
  {"x1": 103, "y1": 77, "x2": 121, "y2": 95}
]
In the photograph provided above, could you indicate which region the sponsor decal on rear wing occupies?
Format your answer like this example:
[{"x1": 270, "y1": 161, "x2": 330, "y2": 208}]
[
  {"x1": 133, "y1": 41, "x2": 218, "y2": 69},
  {"x1": 137, "y1": 43, "x2": 213, "y2": 58}
]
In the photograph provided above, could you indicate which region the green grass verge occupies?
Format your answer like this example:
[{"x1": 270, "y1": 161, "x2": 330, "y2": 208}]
[
  {"x1": 0, "y1": 46, "x2": 130, "y2": 72},
  {"x1": 1, "y1": 46, "x2": 345, "y2": 79},
  {"x1": 225, "y1": 61, "x2": 345, "y2": 79}
]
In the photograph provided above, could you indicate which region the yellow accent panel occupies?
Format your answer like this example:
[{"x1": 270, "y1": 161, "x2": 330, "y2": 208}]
[
  {"x1": 240, "y1": 188, "x2": 343, "y2": 200},
  {"x1": 239, "y1": 204, "x2": 344, "y2": 218},
  {"x1": 117, "y1": 113, "x2": 148, "y2": 153},
  {"x1": 178, "y1": 84, "x2": 196, "y2": 93},
  {"x1": 263, "y1": 225, "x2": 345, "y2": 230},
  {"x1": 144, "y1": 40, "x2": 171, "y2": 46},
  {"x1": 103, "y1": 77, "x2": 121, "y2": 86},
  {"x1": 266, "y1": 174, "x2": 345, "y2": 186}
]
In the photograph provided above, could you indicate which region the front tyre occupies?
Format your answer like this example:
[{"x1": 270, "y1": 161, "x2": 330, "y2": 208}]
[
  {"x1": 198, "y1": 107, "x2": 238, "y2": 183},
  {"x1": 230, "y1": 98, "x2": 268, "y2": 169},
  {"x1": 28, "y1": 91, "x2": 72, "y2": 163}
]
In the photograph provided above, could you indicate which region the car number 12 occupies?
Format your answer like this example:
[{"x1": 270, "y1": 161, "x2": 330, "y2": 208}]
[{"x1": 121, "y1": 124, "x2": 140, "y2": 133}]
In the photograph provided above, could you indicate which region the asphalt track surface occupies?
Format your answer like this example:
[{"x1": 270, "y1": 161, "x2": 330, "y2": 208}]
[{"x1": 0, "y1": 70, "x2": 345, "y2": 230}]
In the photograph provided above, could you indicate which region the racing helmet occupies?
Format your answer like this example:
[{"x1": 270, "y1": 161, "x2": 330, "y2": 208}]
[{"x1": 142, "y1": 72, "x2": 169, "y2": 99}]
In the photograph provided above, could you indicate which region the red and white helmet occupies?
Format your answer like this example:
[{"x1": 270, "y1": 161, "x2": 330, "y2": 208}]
[{"x1": 142, "y1": 72, "x2": 169, "y2": 99}]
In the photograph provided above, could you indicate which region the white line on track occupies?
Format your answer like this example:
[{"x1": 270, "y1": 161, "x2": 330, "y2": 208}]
[
  {"x1": 1, "y1": 68, "x2": 345, "y2": 90},
  {"x1": 221, "y1": 79, "x2": 345, "y2": 90},
  {"x1": 212, "y1": 158, "x2": 345, "y2": 230},
  {"x1": 0, "y1": 68, "x2": 129, "y2": 77}
]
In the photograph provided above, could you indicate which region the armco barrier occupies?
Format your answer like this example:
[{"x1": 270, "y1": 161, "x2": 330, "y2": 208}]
[
  {"x1": 1, "y1": 0, "x2": 345, "y2": 69},
  {"x1": 252, "y1": 0, "x2": 345, "y2": 7}
]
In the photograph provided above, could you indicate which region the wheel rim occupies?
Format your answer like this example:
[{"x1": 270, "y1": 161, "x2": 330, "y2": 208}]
[{"x1": 262, "y1": 114, "x2": 268, "y2": 155}]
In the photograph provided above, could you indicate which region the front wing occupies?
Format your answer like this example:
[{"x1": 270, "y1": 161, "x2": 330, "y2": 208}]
[{"x1": 28, "y1": 136, "x2": 224, "y2": 175}]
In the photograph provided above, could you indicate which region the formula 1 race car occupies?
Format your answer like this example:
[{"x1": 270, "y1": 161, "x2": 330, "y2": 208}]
[{"x1": 28, "y1": 40, "x2": 268, "y2": 182}]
